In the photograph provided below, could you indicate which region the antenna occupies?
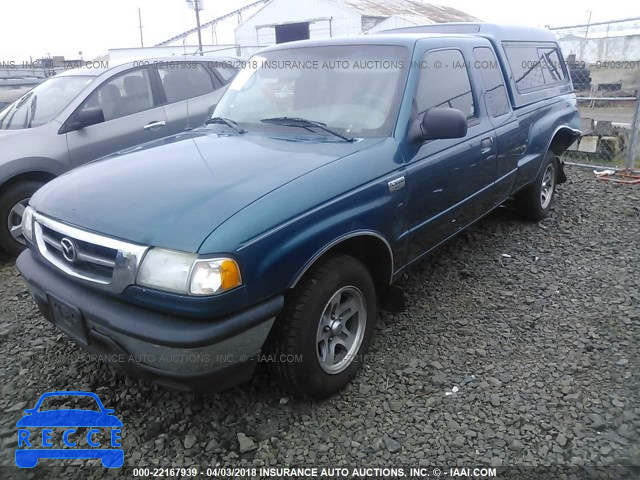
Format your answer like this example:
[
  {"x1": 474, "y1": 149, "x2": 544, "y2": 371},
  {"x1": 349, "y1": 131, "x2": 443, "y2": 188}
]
[{"x1": 138, "y1": 7, "x2": 144, "y2": 47}]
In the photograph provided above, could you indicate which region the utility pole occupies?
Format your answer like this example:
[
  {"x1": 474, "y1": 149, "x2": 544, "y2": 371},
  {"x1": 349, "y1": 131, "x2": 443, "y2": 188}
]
[
  {"x1": 584, "y1": 10, "x2": 592, "y2": 38},
  {"x1": 194, "y1": 0, "x2": 203, "y2": 56},
  {"x1": 186, "y1": 0, "x2": 204, "y2": 56},
  {"x1": 138, "y1": 7, "x2": 144, "y2": 47},
  {"x1": 627, "y1": 85, "x2": 640, "y2": 170}
]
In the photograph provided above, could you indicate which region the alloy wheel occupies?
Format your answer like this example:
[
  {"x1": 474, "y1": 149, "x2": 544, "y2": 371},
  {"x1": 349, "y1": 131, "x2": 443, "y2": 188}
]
[{"x1": 316, "y1": 286, "x2": 367, "y2": 374}]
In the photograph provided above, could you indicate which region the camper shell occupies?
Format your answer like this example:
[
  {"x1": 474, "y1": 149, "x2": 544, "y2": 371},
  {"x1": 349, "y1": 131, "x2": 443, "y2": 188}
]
[{"x1": 381, "y1": 23, "x2": 574, "y2": 109}]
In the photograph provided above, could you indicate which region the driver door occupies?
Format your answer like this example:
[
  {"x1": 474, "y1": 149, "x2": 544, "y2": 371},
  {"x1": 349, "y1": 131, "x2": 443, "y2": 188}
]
[
  {"x1": 65, "y1": 67, "x2": 168, "y2": 167},
  {"x1": 405, "y1": 44, "x2": 497, "y2": 263}
]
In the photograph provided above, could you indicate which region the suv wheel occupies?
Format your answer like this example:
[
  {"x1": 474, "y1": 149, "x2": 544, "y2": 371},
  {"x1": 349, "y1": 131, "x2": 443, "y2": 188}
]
[
  {"x1": 515, "y1": 151, "x2": 558, "y2": 221},
  {"x1": 267, "y1": 254, "x2": 377, "y2": 399},
  {"x1": 0, "y1": 180, "x2": 44, "y2": 255}
]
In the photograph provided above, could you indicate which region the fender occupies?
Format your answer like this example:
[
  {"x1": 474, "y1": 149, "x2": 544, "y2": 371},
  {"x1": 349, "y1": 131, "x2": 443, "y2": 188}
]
[
  {"x1": 544, "y1": 125, "x2": 582, "y2": 155},
  {"x1": 537, "y1": 124, "x2": 582, "y2": 174},
  {"x1": 515, "y1": 123, "x2": 581, "y2": 193},
  {"x1": 0, "y1": 157, "x2": 64, "y2": 189},
  {"x1": 537, "y1": 124, "x2": 581, "y2": 180},
  {"x1": 289, "y1": 230, "x2": 395, "y2": 288}
]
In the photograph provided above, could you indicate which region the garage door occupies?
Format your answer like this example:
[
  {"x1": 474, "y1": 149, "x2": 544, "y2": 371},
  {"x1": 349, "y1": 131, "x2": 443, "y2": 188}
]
[
  {"x1": 309, "y1": 20, "x2": 331, "y2": 39},
  {"x1": 256, "y1": 26, "x2": 276, "y2": 45}
]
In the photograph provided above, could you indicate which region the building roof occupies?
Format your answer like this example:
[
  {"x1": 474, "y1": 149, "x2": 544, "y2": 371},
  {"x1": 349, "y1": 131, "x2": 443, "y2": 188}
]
[{"x1": 335, "y1": 0, "x2": 479, "y2": 22}]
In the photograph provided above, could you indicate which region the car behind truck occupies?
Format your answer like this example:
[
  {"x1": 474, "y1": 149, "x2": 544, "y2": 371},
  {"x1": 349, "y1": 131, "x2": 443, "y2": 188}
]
[{"x1": 17, "y1": 24, "x2": 580, "y2": 399}]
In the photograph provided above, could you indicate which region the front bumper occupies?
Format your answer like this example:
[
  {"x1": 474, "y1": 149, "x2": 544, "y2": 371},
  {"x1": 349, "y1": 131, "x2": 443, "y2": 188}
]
[{"x1": 16, "y1": 249, "x2": 283, "y2": 392}]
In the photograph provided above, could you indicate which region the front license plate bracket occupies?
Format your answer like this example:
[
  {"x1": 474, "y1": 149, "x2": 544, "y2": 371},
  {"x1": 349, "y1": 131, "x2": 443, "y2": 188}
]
[{"x1": 47, "y1": 294, "x2": 88, "y2": 346}]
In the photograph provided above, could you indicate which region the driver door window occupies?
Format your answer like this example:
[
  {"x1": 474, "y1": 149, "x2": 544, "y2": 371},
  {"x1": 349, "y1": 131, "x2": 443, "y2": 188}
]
[
  {"x1": 80, "y1": 69, "x2": 154, "y2": 122},
  {"x1": 416, "y1": 49, "x2": 475, "y2": 119}
]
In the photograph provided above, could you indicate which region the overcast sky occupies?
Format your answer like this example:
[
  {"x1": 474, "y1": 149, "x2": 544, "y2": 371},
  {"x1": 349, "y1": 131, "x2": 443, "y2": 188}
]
[{"x1": 1, "y1": 0, "x2": 639, "y2": 61}]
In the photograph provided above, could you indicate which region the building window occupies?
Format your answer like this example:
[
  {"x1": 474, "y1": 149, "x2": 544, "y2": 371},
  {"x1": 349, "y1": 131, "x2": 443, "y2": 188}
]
[{"x1": 275, "y1": 23, "x2": 310, "y2": 44}]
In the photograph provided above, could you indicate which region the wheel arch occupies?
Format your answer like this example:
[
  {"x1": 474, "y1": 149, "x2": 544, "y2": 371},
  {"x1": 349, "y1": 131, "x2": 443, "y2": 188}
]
[
  {"x1": 0, "y1": 170, "x2": 57, "y2": 193},
  {"x1": 547, "y1": 125, "x2": 581, "y2": 156},
  {"x1": 538, "y1": 125, "x2": 581, "y2": 184},
  {"x1": 289, "y1": 231, "x2": 394, "y2": 290}
]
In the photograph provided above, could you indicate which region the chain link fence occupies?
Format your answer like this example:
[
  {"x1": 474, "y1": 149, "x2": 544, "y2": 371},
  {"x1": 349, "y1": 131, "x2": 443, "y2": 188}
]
[{"x1": 551, "y1": 17, "x2": 640, "y2": 171}]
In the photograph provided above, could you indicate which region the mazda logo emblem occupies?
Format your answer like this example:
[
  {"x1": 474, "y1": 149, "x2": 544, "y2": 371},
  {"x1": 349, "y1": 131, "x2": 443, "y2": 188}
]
[{"x1": 60, "y1": 237, "x2": 78, "y2": 263}]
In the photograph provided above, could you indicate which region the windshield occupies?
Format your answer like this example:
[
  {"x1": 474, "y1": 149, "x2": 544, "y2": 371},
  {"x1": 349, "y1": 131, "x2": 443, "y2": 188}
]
[
  {"x1": 0, "y1": 75, "x2": 94, "y2": 130},
  {"x1": 214, "y1": 45, "x2": 409, "y2": 138}
]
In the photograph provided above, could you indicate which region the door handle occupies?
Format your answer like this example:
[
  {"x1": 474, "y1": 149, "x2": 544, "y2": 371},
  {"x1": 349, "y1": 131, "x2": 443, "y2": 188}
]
[
  {"x1": 144, "y1": 121, "x2": 166, "y2": 130},
  {"x1": 481, "y1": 137, "x2": 493, "y2": 148},
  {"x1": 481, "y1": 137, "x2": 493, "y2": 154}
]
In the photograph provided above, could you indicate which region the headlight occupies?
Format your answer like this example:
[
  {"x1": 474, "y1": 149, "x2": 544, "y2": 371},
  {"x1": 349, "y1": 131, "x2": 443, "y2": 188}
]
[
  {"x1": 137, "y1": 249, "x2": 196, "y2": 294},
  {"x1": 21, "y1": 206, "x2": 34, "y2": 243},
  {"x1": 137, "y1": 248, "x2": 242, "y2": 296}
]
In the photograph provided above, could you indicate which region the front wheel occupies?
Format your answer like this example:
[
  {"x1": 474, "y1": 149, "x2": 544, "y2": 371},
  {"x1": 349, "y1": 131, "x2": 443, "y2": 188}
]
[
  {"x1": 267, "y1": 254, "x2": 377, "y2": 399},
  {"x1": 515, "y1": 151, "x2": 558, "y2": 221},
  {"x1": 0, "y1": 180, "x2": 45, "y2": 255}
]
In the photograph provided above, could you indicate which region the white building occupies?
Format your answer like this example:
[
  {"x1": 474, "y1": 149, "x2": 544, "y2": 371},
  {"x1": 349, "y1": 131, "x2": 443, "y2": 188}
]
[
  {"x1": 557, "y1": 34, "x2": 640, "y2": 64},
  {"x1": 235, "y1": 0, "x2": 478, "y2": 55},
  {"x1": 108, "y1": 45, "x2": 241, "y2": 62}
]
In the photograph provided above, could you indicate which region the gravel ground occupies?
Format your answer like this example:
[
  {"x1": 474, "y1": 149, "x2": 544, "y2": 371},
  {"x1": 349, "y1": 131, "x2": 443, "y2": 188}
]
[{"x1": 0, "y1": 167, "x2": 639, "y2": 479}]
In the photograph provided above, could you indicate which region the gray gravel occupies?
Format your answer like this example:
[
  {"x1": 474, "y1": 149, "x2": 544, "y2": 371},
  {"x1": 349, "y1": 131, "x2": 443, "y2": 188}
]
[{"x1": 1, "y1": 167, "x2": 639, "y2": 479}]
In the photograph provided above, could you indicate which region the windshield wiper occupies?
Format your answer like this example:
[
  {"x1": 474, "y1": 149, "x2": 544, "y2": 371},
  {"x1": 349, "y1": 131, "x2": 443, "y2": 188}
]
[
  {"x1": 205, "y1": 116, "x2": 246, "y2": 134},
  {"x1": 0, "y1": 91, "x2": 32, "y2": 129},
  {"x1": 260, "y1": 117, "x2": 355, "y2": 142},
  {"x1": 26, "y1": 94, "x2": 38, "y2": 128}
]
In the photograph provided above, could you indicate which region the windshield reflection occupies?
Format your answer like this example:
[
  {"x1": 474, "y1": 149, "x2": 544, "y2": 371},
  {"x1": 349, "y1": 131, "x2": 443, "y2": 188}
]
[
  {"x1": 214, "y1": 45, "x2": 409, "y2": 138},
  {"x1": 0, "y1": 76, "x2": 94, "y2": 130}
]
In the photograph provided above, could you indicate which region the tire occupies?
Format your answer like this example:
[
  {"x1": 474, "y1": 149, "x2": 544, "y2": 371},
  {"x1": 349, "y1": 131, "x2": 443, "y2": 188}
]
[
  {"x1": 515, "y1": 151, "x2": 558, "y2": 221},
  {"x1": 0, "y1": 180, "x2": 44, "y2": 256},
  {"x1": 267, "y1": 254, "x2": 377, "y2": 399}
]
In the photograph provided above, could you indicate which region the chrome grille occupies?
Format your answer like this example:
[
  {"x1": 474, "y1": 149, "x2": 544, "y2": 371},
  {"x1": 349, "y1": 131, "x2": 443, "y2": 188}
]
[
  {"x1": 40, "y1": 224, "x2": 117, "y2": 281},
  {"x1": 33, "y1": 213, "x2": 149, "y2": 293}
]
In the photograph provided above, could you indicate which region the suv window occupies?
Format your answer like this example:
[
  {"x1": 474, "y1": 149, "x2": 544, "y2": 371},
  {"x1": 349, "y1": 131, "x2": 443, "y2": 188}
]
[
  {"x1": 473, "y1": 47, "x2": 510, "y2": 117},
  {"x1": 214, "y1": 65, "x2": 238, "y2": 83},
  {"x1": 504, "y1": 44, "x2": 567, "y2": 92},
  {"x1": 416, "y1": 49, "x2": 475, "y2": 119},
  {"x1": 81, "y1": 69, "x2": 154, "y2": 122},
  {"x1": 158, "y1": 63, "x2": 216, "y2": 103}
]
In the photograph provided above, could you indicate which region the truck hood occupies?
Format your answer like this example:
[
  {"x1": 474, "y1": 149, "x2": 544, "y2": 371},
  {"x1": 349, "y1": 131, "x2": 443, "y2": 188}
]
[{"x1": 32, "y1": 130, "x2": 381, "y2": 252}]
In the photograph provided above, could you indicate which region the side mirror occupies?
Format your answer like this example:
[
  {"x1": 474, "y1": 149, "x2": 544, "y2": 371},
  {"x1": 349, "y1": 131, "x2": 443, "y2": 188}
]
[
  {"x1": 68, "y1": 107, "x2": 105, "y2": 131},
  {"x1": 415, "y1": 107, "x2": 468, "y2": 142}
]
